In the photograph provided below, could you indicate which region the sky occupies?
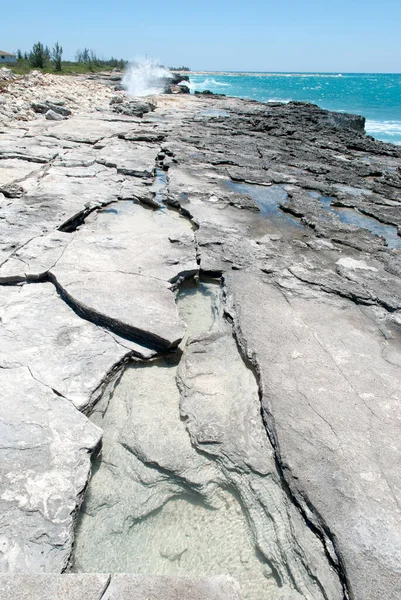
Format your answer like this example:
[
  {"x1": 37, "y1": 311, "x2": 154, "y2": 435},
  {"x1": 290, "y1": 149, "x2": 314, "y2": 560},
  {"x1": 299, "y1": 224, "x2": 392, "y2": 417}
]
[{"x1": 2, "y1": 0, "x2": 400, "y2": 72}]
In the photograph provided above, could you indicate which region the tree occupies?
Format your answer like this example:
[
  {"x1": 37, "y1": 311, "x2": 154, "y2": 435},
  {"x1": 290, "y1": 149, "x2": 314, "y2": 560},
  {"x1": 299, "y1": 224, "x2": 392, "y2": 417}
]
[
  {"x1": 52, "y1": 42, "x2": 63, "y2": 71},
  {"x1": 76, "y1": 48, "x2": 90, "y2": 63},
  {"x1": 30, "y1": 42, "x2": 47, "y2": 69},
  {"x1": 16, "y1": 49, "x2": 23, "y2": 61}
]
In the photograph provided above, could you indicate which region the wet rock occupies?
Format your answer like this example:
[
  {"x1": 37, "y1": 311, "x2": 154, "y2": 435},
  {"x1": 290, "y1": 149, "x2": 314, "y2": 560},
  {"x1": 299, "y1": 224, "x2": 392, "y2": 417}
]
[
  {"x1": 74, "y1": 282, "x2": 341, "y2": 600},
  {"x1": 194, "y1": 90, "x2": 226, "y2": 97},
  {"x1": 166, "y1": 84, "x2": 190, "y2": 94}
]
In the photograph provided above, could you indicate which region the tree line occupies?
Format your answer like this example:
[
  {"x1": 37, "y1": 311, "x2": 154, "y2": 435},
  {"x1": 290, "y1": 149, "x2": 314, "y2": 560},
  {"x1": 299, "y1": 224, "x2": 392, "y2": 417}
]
[{"x1": 15, "y1": 42, "x2": 127, "y2": 72}]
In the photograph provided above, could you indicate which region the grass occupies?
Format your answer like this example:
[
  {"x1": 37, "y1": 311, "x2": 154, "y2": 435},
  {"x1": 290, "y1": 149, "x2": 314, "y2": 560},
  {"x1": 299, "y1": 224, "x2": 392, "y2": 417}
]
[{"x1": 1, "y1": 60, "x2": 119, "y2": 76}]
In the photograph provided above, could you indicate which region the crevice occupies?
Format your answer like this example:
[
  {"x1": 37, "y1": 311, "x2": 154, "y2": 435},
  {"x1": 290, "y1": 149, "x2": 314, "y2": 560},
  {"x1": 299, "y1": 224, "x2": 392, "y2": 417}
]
[
  {"x1": 26, "y1": 365, "x2": 68, "y2": 401},
  {"x1": 82, "y1": 349, "x2": 175, "y2": 417},
  {"x1": 97, "y1": 574, "x2": 112, "y2": 600},
  {"x1": 1, "y1": 273, "x2": 177, "y2": 356},
  {"x1": 47, "y1": 271, "x2": 177, "y2": 353},
  {"x1": 58, "y1": 203, "x2": 107, "y2": 232},
  {"x1": 289, "y1": 269, "x2": 397, "y2": 313},
  {"x1": 222, "y1": 275, "x2": 351, "y2": 600}
]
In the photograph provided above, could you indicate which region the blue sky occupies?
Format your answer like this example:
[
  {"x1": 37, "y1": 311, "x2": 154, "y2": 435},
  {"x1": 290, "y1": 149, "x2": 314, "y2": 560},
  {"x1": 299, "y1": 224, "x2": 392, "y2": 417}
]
[{"x1": 2, "y1": 0, "x2": 400, "y2": 72}]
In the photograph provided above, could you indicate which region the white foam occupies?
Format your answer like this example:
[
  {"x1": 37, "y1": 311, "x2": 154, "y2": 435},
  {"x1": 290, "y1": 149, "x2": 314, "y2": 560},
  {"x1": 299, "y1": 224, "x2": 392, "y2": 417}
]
[
  {"x1": 189, "y1": 77, "x2": 231, "y2": 91},
  {"x1": 266, "y1": 98, "x2": 291, "y2": 103},
  {"x1": 366, "y1": 120, "x2": 401, "y2": 136}
]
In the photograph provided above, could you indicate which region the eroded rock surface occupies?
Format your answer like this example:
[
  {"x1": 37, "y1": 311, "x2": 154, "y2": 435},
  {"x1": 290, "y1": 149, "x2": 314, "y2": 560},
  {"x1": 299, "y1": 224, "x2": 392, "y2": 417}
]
[
  {"x1": 1, "y1": 78, "x2": 400, "y2": 600},
  {"x1": 73, "y1": 282, "x2": 341, "y2": 600},
  {"x1": 0, "y1": 368, "x2": 101, "y2": 572}
]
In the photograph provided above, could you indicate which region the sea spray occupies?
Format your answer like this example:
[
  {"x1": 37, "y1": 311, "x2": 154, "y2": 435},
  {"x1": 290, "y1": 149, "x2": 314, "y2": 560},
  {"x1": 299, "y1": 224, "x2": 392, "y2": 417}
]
[{"x1": 123, "y1": 57, "x2": 172, "y2": 96}]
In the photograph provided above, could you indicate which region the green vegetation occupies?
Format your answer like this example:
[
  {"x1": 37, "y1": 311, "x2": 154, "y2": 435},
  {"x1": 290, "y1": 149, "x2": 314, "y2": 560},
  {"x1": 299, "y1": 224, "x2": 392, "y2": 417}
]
[
  {"x1": 169, "y1": 66, "x2": 191, "y2": 71},
  {"x1": 52, "y1": 42, "x2": 63, "y2": 72},
  {"x1": 29, "y1": 42, "x2": 49, "y2": 68},
  {"x1": 6, "y1": 42, "x2": 127, "y2": 75}
]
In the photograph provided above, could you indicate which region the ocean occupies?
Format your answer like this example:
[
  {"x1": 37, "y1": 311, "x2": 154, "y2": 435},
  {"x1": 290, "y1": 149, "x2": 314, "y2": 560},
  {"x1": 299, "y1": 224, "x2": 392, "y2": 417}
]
[{"x1": 188, "y1": 73, "x2": 401, "y2": 145}]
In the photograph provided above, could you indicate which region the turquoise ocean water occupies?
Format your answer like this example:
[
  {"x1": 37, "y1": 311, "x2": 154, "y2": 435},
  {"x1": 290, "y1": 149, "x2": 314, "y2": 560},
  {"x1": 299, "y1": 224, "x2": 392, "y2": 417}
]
[{"x1": 188, "y1": 73, "x2": 401, "y2": 145}]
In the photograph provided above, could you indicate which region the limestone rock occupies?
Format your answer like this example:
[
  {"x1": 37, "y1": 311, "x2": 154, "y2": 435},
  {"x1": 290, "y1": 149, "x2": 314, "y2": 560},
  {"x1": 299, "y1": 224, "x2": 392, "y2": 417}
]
[
  {"x1": 0, "y1": 574, "x2": 110, "y2": 599},
  {"x1": 0, "y1": 367, "x2": 102, "y2": 572},
  {"x1": 50, "y1": 269, "x2": 185, "y2": 351},
  {"x1": 111, "y1": 99, "x2": 155, "y2": 117},
  {"x1": 45, "y1": 109, "x2": 64, "y2": 121},
  {"x1": 95, "y1": 139, "x2": 158, "y2": 177},
  {"x1": 0, "y1": 574, "x2": 242, "y2": 600},
  {"x1": 225, "y1": 271, "x2": 401, "y2": 600},
  {"x1": 0, "y1": 283, "x2": 153, "y2": 411}
]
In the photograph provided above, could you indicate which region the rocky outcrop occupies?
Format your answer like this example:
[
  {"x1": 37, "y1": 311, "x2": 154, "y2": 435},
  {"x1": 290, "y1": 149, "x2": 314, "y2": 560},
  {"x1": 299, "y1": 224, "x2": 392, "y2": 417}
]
[
  {"x1": 164, "y1": 72, "x2": 191, "y2": 94},
  {"x1": 1, "y1": 78, "x2": 401, "y2": 600}
]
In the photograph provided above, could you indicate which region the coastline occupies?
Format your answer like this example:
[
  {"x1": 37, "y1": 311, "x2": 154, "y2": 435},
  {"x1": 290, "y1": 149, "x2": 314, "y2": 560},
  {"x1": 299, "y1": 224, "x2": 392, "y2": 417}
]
[
  {"x1": 1, "y1": 76, "x2": 401, "y2": 600},
  {"x1": 184, "y1": 70, "x2": 401, "y2": 145}
]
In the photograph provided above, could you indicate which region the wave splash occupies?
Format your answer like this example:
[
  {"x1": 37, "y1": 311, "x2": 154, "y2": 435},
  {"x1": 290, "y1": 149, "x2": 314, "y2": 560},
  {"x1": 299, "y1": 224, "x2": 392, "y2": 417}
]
[
  {"x1": 188, "y1": 77, "x2": 231, "y2": 91},
  {"x1": 366, "y1": 120, "x2": 401, "y2": 135},
  {"x1": 123, "y1": 57, "x2": 172, "y2": 96}
]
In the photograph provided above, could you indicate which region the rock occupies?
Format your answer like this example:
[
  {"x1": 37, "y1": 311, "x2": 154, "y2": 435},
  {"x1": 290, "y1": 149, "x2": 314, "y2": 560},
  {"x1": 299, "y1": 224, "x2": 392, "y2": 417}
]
[
  {"x1": 165, "y1": 84, "x2": 190, "y2": 94},
  {"x1": 50, "y1": 270, "x2": 186, "y2": 351},
  {"x1": 169, "y1": 73, "x2": 190, "y2": 85},
  {"x1": 46, "y1": 117, "x2": 132, "y2": 144},
  {"x1": 111, "y1": 100, "x2": 155, "y2": 117},
  {"x1": 0, "y1": 67, "x2": 16, "y2": 82},
  {"x1": 48, "y1": 201, "x2": 198, "y2": 350},
  {"x1": 194, "y1": 90, "x2": 226, "y2": 97},
  {"x1": 0, "y1": 367, "x2": 102, "y2": 572},
  {"x1": 226, "y1": 271, "x2": 401, "y2": 600},
  {"x1": 47, "y1": 103, "x2": 71, "y2": 117},
  {"x1": 45, "y1": 109, "x2": 64, "y2": 121},
  {"x1": 31, "y1": 101, "x2": 51, "y2": 114},
  {"x1": 0, "y1": 183, "x2": 24, "y2": 198},
  {"x1": 103, "y1": 575, "x2": 242, "y2": 600},
  {"x1": 0, "y1": 575, "x2": 110, "y2": 599},
  {"x1": 0, "y1": 574, "x2": 242, "y2": 600},
  {"x1": 110, "y1": 95, "x2": 124, "y2": 105},
  {"x1": 32, "y1": 101, "x2": 72, "y2": 117},
  {"x1": 73, "y1": 281, "x2": 341, "y2": 599},
  {"x1": 45, "y1": 97, "x2": 66, "y2": 106},
  {"x1": 95, "y1": 139, "x2": 158, "y2": 176},
  {"x1": 2, "y1": 78, "x2": 401, "y2": 600},
  {"x1": 0, "y1": 283, "x2": 153, "y2": 410}
]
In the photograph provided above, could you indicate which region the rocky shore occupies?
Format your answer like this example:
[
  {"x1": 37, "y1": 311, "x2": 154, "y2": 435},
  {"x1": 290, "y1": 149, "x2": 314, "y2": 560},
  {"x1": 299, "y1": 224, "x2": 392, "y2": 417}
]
[{"x1": 1, "y1": 72, "x2": 400, "y2": 600}]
